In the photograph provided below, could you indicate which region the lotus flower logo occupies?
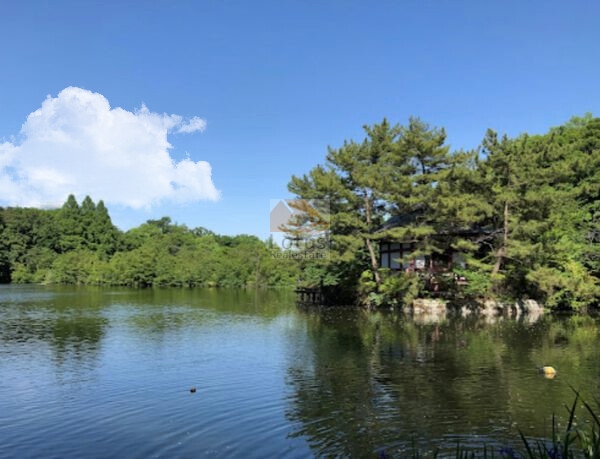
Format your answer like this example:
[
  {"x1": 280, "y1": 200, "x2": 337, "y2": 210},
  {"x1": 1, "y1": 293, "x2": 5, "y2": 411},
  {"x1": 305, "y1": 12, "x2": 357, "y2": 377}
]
[{"x1": 270, "y1": 199, "x2": 330, "y2": 234}]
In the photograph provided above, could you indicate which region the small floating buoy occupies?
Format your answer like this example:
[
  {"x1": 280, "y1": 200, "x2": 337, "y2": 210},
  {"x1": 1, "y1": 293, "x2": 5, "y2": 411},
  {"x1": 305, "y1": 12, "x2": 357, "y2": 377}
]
[
  {"x1": 190, "y1": 387, "x2": 197, "y2": 393},
  {"x1": 540, "y1": 366, "x2": 557, "y2": 379}
]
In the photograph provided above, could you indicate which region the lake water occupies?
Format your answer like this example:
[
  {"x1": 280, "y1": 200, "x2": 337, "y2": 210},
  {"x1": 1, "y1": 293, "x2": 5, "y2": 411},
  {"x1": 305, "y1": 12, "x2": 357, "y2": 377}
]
[{"x1": 1, "y1": 285, "x2": 599, "y2": 458}]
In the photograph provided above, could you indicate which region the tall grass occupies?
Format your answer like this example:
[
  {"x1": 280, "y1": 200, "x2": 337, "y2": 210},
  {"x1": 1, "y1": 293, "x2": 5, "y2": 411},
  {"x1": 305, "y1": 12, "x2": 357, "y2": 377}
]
[{"x1": 517, "y1": 389, "x2": 600, "y2": 458}]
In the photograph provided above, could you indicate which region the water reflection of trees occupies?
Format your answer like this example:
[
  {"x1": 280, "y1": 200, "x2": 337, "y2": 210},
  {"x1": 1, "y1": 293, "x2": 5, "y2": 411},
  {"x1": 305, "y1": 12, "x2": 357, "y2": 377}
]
[
  {"x1": 0, "y1": 286, "x2": 109, "y2": 373},
  {"x1": 125, "y1": 287, "x2": 295, "y2": 316},
  {"x1": 0, "y1": 312, "x2": 107, "y2": 360},
  {"x1": 285, "y1": 310, "x2": 600, "y2": 457},
  {"x1": 51, "y1": 316, "x2": 107, "y2": 363},
  {"x1": 126, "y1": 288, "x2": 296, "y2": 336},
  {"x1": 1, "y1": 286, "x2": 296, "y2": 350}
]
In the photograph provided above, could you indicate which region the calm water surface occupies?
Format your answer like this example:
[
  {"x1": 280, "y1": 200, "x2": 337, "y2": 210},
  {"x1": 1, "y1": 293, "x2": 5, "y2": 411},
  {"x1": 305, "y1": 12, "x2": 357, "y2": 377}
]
[{"x1": 1, "y1": 285, "x2": 600, "y2": 458}]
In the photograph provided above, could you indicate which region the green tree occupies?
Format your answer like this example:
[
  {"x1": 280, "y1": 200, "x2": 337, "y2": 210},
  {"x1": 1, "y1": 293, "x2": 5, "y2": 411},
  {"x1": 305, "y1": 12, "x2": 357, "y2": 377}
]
[
  {"x1": 289, "y1": 120, "x2": 406, "y2": 295},
  {"x1": 0, "y1": 206, "x2": 60, "y2": 282},
  {"x1": 385, "y1": 118, "x2": 459, "y2": 268},
  {"x1": 0, "y1": 209, "x2": 9, "y2": 282},
  {"x1": 56, "y1": 194, "x2": 85, "y2": 252},
  {"x1": 92, "y1": 200, "x2": 121, "y2": 255},
  {"x1": 288, "y1": 118, "x2": 471, "y2": 305},
  {"x1": 478, "y1": 119, "x2": 599, "y2": 308}
]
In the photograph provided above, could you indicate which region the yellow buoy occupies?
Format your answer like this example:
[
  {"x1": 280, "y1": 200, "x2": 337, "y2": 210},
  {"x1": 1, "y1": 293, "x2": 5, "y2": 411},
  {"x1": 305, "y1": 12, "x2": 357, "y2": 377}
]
[{"x1": 541, "y1": 366, "x2": 557, "y2": 378}]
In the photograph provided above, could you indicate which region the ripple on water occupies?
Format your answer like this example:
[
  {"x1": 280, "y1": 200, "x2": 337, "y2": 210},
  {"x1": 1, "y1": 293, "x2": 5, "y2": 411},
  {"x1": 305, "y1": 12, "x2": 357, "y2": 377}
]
[{"x1": 3, "y1": 287, "x2": 600, "y2": 458}]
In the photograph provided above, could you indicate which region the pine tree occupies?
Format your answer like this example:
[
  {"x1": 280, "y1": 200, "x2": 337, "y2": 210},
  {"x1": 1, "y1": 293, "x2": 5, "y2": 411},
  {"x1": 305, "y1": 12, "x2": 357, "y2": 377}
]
[
  {"x1": 478, "y1": 119, "x2": 599, "y2": 308},
  {"x1": 93, "y1": 200, "x2": 121, "y2": 255},
  {"x1": 56, "y1": 194, "x2": 85, "y2": 252},
  {"x1": 288, "y1": 119, "x2": 405, "y2": 294},
  {"x1": 384, "y1": 118, "x2": 456, "y2": 267}
]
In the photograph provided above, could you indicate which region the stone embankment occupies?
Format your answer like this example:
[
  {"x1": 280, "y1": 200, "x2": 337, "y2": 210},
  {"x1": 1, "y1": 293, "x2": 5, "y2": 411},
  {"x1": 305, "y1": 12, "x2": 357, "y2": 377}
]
[{"x1": 408, "y1": 298, "x2": 544, "y2": 323}]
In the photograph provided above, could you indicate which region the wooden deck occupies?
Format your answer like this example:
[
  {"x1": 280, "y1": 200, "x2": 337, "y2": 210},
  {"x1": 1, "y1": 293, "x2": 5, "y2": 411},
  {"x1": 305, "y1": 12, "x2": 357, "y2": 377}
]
[{"x1": 295, "y1": 287, "x2": 326, "y2": 305}]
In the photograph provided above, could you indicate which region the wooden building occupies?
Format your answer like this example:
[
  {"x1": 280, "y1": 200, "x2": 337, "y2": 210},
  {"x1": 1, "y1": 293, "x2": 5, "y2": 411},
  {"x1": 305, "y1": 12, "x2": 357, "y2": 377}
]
[{"x1": 378, "y1": 211, "x2": 494, "y2": 277}]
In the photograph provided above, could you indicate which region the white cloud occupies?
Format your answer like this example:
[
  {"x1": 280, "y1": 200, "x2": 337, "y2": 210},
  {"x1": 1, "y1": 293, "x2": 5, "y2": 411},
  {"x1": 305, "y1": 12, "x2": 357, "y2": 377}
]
[
  {"x1": 0, "y1": 86, "x2": 220, "y2": 209},
  {"x1": 177, "y1": 116, "x2": 207, "y2": 133}
]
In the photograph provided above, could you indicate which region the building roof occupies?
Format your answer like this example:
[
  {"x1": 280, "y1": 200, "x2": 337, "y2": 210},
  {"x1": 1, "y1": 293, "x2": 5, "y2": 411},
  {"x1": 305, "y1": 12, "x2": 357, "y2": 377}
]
[{"x1": 378, "y1": 207, "x2": 496, "y2": 237}]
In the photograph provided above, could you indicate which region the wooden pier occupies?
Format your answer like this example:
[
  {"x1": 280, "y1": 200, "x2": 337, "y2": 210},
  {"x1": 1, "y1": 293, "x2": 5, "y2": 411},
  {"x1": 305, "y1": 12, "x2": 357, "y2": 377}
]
[{"x1": 295, "y1": 287, "x2": 326, "y2": 305}]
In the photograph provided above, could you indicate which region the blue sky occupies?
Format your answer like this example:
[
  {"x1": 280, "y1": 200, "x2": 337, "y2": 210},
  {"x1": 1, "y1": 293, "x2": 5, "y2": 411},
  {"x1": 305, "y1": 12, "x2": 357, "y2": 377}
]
[{"x1": 1, "y1": 0, "x2": 599, "y2": 238}]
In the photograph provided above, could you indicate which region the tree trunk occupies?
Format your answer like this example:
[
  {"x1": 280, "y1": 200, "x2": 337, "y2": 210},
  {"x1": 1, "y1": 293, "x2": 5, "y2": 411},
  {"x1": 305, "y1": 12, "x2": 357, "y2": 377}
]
[
  {"x1": 366, "y1": 238, "x2": 382, "y2": 287},
  {"x1": 492, "y1": 201, "x2": 509, "y2": 275},
  {"x1": 364, "y1": 194, "x2": 382, "y2": 288}
]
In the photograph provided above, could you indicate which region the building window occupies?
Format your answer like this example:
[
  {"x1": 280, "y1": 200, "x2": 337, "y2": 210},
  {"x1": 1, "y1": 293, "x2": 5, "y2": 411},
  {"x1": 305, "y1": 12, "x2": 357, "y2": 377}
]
[
  {"x1": 415, "y1": 254, "x2": 426, "y2": 270},
  {"x1": 452, "y1": 252, "x2": 466, "y2": 269},
  {"x1": 380, "y1": 242, "x2": 412, "y2": 270}
]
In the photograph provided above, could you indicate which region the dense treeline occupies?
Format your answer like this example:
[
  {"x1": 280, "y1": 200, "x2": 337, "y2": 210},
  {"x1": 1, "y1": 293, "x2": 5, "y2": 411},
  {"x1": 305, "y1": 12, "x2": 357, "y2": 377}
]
[
  {"x1": 289, "y1": 115, "x2": 599, "y2": 310},
  {"x1": 0, "y1": 196, "x2": 298, "y2": 288}
]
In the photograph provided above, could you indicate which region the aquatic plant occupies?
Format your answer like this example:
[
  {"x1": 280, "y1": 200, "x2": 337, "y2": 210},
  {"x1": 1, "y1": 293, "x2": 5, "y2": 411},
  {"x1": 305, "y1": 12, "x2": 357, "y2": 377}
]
[{"x1": 516, "y1": 388, "x2": 600, "y2": 458}]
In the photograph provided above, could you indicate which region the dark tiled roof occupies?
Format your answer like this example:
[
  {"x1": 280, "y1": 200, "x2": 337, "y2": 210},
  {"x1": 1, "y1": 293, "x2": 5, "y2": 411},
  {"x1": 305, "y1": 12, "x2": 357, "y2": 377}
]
[{"x1": 379, "y1": 209, "x2": 496, "y2": 237}]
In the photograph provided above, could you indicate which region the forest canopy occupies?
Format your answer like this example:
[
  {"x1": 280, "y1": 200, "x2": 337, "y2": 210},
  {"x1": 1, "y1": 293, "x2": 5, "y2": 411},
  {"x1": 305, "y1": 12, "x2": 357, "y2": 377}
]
[{"x1": 0, "y1": 196, "x2": 298, "y2": 288}]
